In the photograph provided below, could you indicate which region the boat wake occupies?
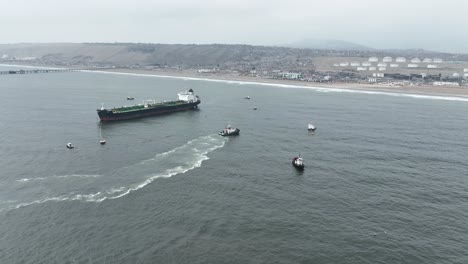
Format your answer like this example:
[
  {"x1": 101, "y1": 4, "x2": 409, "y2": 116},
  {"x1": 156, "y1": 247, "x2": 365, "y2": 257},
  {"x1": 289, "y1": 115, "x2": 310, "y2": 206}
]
[
  {"x1": 17, "y1": 174, "x2": 101, "y2": 182},
  {"x1": 1, "y1": 135, "x2": 226, "y2": 213}
]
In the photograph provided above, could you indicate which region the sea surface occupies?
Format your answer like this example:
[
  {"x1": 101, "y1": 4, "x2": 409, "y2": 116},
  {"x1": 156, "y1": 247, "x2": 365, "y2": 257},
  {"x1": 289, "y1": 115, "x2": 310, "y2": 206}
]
[{"x1": 0, "y1": 66, "x2": 467, "y2": 264}]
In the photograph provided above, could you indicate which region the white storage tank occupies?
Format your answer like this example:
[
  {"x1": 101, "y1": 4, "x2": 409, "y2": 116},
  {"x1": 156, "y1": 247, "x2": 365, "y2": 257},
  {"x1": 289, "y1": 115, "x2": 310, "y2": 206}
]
[
  {"x1": 423, "y1": 58, "x2": 433, "y2": 63},
  {"x1": 433, "y1": 58, "x2": 443, "y2": 63},
  {"x1": 368, "y1": 57, "x2": 379, "y2": 62},
  {"x1": 464, "y1": 68, "x2": 468, "y2": 72},
  {"x1": 362, "y1": 62, "x2": 372, "y2": 67},
  {"x1": 396, "y1": 57, "x2": 407, "y2": 62},
  {"x1": 377, "y1": 62, "x2": 387, "y2": 67},
  {"x1": 427, "y1": 64, "x2": 438, "y2": 69},
  {"x1": 411, "y1": 58, "x2": 421, "y2": 63},
  {"x1": 390, "y1": 63, "x2": 399, "y2": 68},
  {"x1": 408, "y1": 64, "x2": 419, "y2": 68},
  {"x1": 357, "y1": 67, "x2": 367, "y2": 71},
  {"x1": 350, "y1": 62, "x2": 360, "y2": 67},
  {"x1": 378, "y1": 67, "x2": 386, "y2": 71},
  {"x1": 382, "y1": 57, "x2": 393, "y2": 62}
]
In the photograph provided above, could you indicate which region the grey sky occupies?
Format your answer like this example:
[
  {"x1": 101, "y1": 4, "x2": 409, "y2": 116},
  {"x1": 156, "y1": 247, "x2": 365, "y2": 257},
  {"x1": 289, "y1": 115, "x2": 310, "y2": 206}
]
[{"x1": 1, "y1": 0, "x2": 468, "y2": 53}]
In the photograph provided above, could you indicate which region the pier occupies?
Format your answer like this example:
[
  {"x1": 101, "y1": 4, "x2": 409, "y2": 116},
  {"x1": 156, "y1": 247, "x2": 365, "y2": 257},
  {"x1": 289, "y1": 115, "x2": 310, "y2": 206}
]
[{"x1": 0, "y1": 68, "x2": 111, "y2": 75}]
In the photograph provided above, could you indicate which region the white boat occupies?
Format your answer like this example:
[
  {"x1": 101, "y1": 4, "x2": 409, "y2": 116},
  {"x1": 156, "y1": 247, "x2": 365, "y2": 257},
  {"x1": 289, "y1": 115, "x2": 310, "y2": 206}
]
[
  {"x1": 308, "y1": 123, "x2": 316, "y2": 131},
  {"x1": 245, "y1": 96, "x2": 250, "y2": 99},
  {"x1": 66, "y1": 143, "x2": 74, "y2": 149},
  {"x1": 219, "y1": 124, "x2": 240, "y2": 136}
]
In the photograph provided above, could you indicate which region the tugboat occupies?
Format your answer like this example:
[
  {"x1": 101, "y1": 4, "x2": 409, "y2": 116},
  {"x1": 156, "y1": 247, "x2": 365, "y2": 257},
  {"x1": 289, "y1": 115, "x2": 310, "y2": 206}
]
[
  {"x1": 66, "y1": 143, "x2": 74, "y2": 149},
  {"x1": 219, "y1": 124, "x2": 240, "y2": 136},
  {"x1": 292, "y1": 155, "x2": 304, "y2": 170}
]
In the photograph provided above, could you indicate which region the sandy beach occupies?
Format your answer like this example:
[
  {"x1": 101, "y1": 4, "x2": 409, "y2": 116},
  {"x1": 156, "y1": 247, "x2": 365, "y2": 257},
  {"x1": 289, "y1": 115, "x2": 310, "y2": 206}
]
[{"x1": 97, "y1": 68, "x2": 468, "y2": 100}]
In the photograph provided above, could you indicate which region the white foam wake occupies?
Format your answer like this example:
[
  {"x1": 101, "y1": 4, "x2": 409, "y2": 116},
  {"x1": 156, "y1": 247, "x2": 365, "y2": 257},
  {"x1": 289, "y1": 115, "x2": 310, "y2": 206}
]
[
  {"x1": 83, "y1": 70, "x2": 468, "y2": 103},
  {"x1": 106, "y1": 134, "x2": 226, "y2": 200},
  {"x1": 17, "y1": 174, "x2": 101, "y2": 182},
  {"x1": 1, "y1": 135, "x2": 226, "y2": 213}
]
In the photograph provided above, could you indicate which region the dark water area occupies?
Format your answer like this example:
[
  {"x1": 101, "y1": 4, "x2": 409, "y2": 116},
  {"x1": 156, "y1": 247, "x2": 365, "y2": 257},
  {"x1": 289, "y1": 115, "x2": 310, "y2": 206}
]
[{"x1": 0, "y1": 66, "x2": 467, "y2": 263}]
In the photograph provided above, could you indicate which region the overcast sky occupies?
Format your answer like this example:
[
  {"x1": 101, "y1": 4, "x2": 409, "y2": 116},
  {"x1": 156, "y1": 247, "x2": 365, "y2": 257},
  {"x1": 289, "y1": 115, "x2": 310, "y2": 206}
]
[{"x1": 2, "y1": 0, "x2": 468, "y2": 53}]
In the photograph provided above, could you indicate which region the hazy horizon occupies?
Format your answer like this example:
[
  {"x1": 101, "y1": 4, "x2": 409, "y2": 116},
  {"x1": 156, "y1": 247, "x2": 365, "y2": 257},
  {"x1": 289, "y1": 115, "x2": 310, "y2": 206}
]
[{"x1": 1, "y1": 0, "x2": 467, "y2": 53}]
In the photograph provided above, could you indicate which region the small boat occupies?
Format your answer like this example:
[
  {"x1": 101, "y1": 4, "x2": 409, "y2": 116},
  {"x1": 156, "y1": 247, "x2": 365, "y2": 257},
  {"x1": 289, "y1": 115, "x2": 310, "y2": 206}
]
[
  {"x1": 253, "y1": 107, "x2": 258, "y2": 110},
  {"x1": 66, "y1": 143, "x2": 74, "y2": 149},
  {"x1": 127, "y1": 97, "x2": 135, "y2": 100},
  {"x1": 100, "y1": 139, "x2": 106, "y2": 145},
  {"x1": 308, "y1": 123, "x2": 316, "y2": 131},
  {"x1": 245, "y1": 96, "x2": 251, "y2": 99},
  {"x1": 292, "y1": 156, "x2": 304, "y2": 170},
  {"x1": 219, "y1": 124, "x2": 240, "y2": 136}
]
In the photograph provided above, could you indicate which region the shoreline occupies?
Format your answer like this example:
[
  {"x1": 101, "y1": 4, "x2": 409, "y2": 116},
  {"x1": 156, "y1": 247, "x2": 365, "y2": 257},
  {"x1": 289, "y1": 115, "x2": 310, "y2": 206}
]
[
  {"x1": 94, "y1": 68, "x2": 468, "y2": 101},
  {"x1": 2, "y1": 63, "x2": 468, "y2": 101}
]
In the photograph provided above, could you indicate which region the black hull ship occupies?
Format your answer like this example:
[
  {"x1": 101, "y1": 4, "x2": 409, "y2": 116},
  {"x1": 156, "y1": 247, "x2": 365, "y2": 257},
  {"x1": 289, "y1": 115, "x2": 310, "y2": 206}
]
[{"x1": 97, "y1": 89, "x2": 200, "y2": 121}]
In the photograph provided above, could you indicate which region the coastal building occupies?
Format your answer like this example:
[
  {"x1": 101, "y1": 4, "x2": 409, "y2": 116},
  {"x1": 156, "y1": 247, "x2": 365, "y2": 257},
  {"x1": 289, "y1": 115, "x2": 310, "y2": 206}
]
[
  {"x1": 378, "y1": 67, "x2": 386, "y2": 71},
  {"x1": 382, "y1": 57, "x2": 393, "y2": 62},
  {"x1": 368, "y1": 57, "x2": 378, "y2": 62},
  {"x1": 390, "y1": 64, "x2": 399, "y2": 68},
  {"x1": 408, "y1": 64, "x2": 419, "y2": 68},
  {"x1": 368, "y1": 77, "x2": 378, "y2": 83},
  {"x1": 333, "y1": 63, "x2": 340, "y2": 67},
  {"x1": 198, "y1": 69, "x2": 216, "y2": 73},
  {"x1": 357, "y1": 67, "x2": 367, "y2": 71},
  {"x1": 362, "y1": 62, "x2": 372, "y2": 67},
  {"x1": 275, "y1": 72, "x2": 304, "y2": 80},
  {"x1": 396, "y1": 57, "x2": 407, "y2": 62},
  {"x1": 373, "y1": 73, "x2": 384, "y2": 77},
  {"x1": 464, "y1": 68, "x2": 468, "y2": 72},
  {"x1": 423, "y1": 58, "x2": 433, "y2": 63},
  {"x1": 377, "y1": 62, "x2": 387, "y2": 67},
  {"x1": 453, "y1": 73, "x2": 460, "y2": 78},
  {"x1": 427, "y1": 64, "x2": 438, "y2": 69},
  {"x1": 339, "y1": 62, "x2": 349, "y2": 67},
  {"x1": 433, "y1": 58, "x2": 443, "y2": 63},
  {"x1": 411, "y1": 58, "x2": 421, "y2": 63},
  {"x1": 1, "y1": 54, "x2": 8, "y2": 59},
  {"x1": 369, "y1": 67, "x2": 377, "y2": 71},
  {"x1": 350, "y1": 62, "x2": 360, "y2": 67},
  {"x1": 434, "y1": 81, "x2": 459, "y2": 86}
]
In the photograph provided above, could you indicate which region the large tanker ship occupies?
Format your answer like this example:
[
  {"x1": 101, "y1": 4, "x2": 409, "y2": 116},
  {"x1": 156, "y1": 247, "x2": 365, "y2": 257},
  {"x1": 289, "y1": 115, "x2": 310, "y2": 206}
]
[{"x1": 97, "y1": 89, "x2": 200, "y2": 121}]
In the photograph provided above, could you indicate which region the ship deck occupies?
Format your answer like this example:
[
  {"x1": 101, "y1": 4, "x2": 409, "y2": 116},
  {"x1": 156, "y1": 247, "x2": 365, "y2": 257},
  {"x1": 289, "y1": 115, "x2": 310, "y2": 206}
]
[{"x1": 110, "y1": 100, "x2": 189, "y2": 113}]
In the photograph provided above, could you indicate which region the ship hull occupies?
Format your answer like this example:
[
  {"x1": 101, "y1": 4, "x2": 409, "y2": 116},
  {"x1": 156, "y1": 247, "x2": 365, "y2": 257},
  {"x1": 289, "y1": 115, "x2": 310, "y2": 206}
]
[{"x1": 97, "y1": 101, "x2": 200, "y2": 121}]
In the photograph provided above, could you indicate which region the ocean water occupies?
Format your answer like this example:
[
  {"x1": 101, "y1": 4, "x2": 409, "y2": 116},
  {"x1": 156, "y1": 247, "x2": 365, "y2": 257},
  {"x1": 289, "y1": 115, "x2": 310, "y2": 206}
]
[{"x1": 0, "y1": 66, "x2": 467, "y2": 264}]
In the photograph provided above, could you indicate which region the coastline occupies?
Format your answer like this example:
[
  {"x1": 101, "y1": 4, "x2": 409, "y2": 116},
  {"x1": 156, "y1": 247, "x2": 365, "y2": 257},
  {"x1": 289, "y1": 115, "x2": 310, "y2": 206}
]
[
  {"x1": 2, "y1": 63, "x2": 468, "y2": 100},
  {"x1": 95, "y1": 68, "x2": 468, "y2": 100}
]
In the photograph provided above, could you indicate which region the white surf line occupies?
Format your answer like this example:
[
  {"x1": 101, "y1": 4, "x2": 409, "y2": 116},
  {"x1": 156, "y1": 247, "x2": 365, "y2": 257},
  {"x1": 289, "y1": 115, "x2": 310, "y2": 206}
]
[{"x1": 82, "y1": 70, "x2": 468, "y2": 103}]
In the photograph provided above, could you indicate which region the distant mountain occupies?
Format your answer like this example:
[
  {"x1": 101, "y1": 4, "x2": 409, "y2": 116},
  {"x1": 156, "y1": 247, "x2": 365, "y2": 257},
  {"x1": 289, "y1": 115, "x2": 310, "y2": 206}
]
[{"x1": 287, "y1": 39, "x2": 372, "y2": 51}]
